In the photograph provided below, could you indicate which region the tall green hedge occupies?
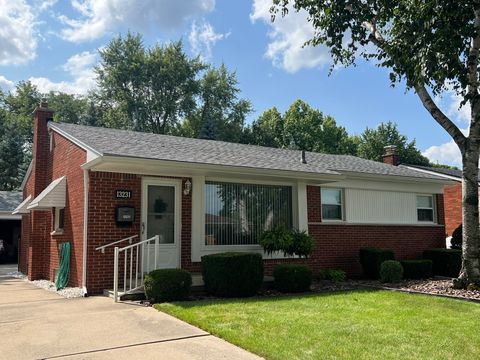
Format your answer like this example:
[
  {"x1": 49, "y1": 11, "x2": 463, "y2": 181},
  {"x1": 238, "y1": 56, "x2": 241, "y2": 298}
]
[
  {"x1": 359, "y1": 248, "x2": 395, "y2": 279},
  {"x1": 423, "y1": 249, "x2": 461, "y2": 277},
  {"x1": 201, "y1": 252, "x2": 264, "y2": 297}
]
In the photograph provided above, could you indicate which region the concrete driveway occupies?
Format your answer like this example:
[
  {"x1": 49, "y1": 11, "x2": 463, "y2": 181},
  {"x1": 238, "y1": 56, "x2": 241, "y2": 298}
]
[{"x1": 0, "y1": 265, "x2": 261, "y2": 360}]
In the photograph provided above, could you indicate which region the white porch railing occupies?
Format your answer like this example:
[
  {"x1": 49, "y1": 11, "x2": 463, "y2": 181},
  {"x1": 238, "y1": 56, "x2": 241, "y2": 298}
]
[
  {"x1": 112, "y1": 235, "x2": 160, "y2": 302},
  {"x1": 95, "y1": 234, "x2": 138, "y2": 253}
]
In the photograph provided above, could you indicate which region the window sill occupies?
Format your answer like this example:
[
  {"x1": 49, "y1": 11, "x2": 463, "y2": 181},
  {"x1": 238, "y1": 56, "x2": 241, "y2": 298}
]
[{"x1": 50, "y1": 229, "x2": 64, "y2": 236}]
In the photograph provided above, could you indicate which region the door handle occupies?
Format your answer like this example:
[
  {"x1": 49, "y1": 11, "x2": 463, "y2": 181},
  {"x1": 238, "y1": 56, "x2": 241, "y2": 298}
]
[{"x1": 141, "y1": 222, "x2": 145, "y2": 235}]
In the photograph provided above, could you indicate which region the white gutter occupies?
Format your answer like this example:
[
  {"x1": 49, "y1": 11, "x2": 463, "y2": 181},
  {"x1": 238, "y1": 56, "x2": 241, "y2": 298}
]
[{"x1": 82, "y1": 168, "x2": 89, "y2": 296}]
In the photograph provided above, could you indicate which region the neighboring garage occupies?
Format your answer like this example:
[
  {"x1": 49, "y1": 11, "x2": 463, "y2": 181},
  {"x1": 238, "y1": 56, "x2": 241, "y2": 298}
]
[{"x1": 0, "y1": 191, "x2": 22, "y2": 264}]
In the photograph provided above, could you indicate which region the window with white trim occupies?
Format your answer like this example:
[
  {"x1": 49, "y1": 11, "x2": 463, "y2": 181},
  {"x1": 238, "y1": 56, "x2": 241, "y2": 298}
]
[
  {"x1": 321, "y1": 188, "x2": 343, "y2": 221},
  {"x1": 417, "y1": 195, "x2": 434, "y2": 222},
  {"x1": 204, "y1": 181, "x2": 293, "y2": 246},
  {"x1": 53, "y1": 207, "x2": 65, "y2": 233}
]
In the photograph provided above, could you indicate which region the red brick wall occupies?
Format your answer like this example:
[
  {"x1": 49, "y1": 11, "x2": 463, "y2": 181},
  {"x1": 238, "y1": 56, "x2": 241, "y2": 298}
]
[
  {"x1": 86, "y1": 172, "x2": 195, "y2": 294},
  {"x1": 444, "y1": 183, "x2": 462, "y2": 236},
  {"x1": 299, "y1": 186, "x2": 446, "y2": 277},
  {"x1": 19, "y1": 107, "x2": 86, "y2": 287}
]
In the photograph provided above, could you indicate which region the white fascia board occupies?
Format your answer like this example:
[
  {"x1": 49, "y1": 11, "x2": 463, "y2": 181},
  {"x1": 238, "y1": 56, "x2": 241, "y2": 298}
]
[
  {"x1": 401, "y1": 166, "x2": 468, "y2": 183},
  {"x1": 27, "y1": 176, "x2": 66, "y2": 210},
  {"x1": 48, "y1": 123, "x2": 102, "y2": 157},
  {"x1": 0, "y1": 212, "x2": 22, "y2": 220},
  {"x1": 12, "y1": 195, "x2": 32, "y2": 214},
  {"x1": 339, "y1": 171, "x2": 455, "y2": 186},
  {"x1": 85, "y1": 154, "x2": 345, "y2": 183}
]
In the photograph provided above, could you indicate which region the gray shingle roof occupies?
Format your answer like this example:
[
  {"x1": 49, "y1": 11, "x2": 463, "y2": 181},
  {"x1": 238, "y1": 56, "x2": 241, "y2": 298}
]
[
  {"x1": 0, "y1": 191, "x2": 22, "y2": 212},
  {"x1": 51, "y1": 122, "x2": 445, "y2": 181}
]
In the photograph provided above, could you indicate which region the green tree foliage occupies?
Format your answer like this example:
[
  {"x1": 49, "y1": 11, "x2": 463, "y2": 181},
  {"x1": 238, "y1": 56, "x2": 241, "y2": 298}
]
[
  {"x1": 357, "y1": 122, "x2": 430, "y2": 165},
  {"x1": 96, "y1": 33, "x2": 204, "y2": 133},
  {"x1": 0, "y1": 119, "x2": 25, "y2": 191},
  {"x1": 248, "y1": 99, "x2": 357, "y2": 154},
  {"x1": 180, "y1": 64, "x2": 252, "y2": 142}
]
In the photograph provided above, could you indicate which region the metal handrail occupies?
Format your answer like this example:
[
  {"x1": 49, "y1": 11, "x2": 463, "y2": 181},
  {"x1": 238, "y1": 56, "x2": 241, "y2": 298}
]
[
  {"x1": 95, "y1": 234, "x2": 139, "y2": 253},
  {"x1": 113, "y1": 235, "x2": 160, "y2": 302}
]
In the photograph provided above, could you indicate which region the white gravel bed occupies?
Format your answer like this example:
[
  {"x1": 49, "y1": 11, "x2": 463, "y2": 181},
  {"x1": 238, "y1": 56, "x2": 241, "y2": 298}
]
[{"x1": 7, "y1": 271, "x2": 84, "y2": 298}]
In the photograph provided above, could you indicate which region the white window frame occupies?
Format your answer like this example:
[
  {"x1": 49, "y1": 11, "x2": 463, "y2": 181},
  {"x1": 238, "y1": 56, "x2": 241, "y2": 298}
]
[
  {"x1": 321, "y1": 187, "x2": 345, "y2": 222},
  {"x1": 51, "y1": 207, "x2": 65, "y2": 235},
  {"x1": 202, "y1": 178, "x2": 297, "y2": 249},
  {"x1": 416, "y1": 194, "x2": 436, "y2": 223}
]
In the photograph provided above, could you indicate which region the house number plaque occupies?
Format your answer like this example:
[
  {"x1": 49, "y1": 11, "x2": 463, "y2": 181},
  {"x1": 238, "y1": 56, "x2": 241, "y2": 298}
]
[{"x1": 115, "y1": 190, "x2": 132, "y2": 199}]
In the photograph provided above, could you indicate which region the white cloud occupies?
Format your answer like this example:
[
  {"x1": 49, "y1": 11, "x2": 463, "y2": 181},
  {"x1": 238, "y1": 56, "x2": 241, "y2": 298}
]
[
  {"x1": 250, "y1": 0, "x2": 331, "y2": 73},
  {"x1": 59, "y1": 0, "x2": 215, "y2": 43},
  {"x1": 34, "y1": 0, "x2": 58, "y2": 11},
  {"x1": 0, "y1": 0, "x2": 37, "y2": 65},
  {"x1": 188, "y1": 21, "x2": 229, "y2": 60},
  {"x1": 423, "y1": 140, "x2": 463, "y2": 168},
  {"x1": 29, "y1": 51, "x2": 97, "y2": 94},
  {"x1": 0, "y1": 75, "x2": 14, "y2": 92}
]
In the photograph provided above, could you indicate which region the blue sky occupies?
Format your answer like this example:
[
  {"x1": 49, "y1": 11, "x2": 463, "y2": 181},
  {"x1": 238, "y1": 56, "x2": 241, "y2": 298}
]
[{"x1": 0, "y1": 0, "x2": 469, "y2": 167}]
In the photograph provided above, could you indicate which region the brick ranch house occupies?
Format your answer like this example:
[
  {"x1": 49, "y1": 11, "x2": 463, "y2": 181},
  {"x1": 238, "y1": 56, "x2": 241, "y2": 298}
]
[
  {"x1": 14, "y1": 102, "x2": 450, "y2": 295},
  {"x1": 402, "y1": 165, "x2": 474, "y2": 237}
]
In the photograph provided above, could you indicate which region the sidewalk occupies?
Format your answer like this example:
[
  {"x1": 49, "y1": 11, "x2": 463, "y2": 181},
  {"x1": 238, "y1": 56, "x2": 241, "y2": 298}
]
[{"x1": 0, "y1": 265, "x2": 262, "y2": 360}]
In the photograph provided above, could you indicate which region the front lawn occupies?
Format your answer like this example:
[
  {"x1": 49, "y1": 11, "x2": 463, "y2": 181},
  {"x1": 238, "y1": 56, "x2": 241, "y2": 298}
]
[{"x1": 156, "y1": 290, "x2": 480, "y2": 360}]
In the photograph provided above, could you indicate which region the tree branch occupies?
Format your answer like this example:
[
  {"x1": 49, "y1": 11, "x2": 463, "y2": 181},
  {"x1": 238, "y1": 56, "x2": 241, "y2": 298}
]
[{"x1": 415, "y1": 84, "x2": 467, "y2": 150}]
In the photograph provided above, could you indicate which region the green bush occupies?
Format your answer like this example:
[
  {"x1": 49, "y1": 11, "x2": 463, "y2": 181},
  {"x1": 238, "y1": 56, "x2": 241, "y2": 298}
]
[
  {"x1": 144, "y1": 269, "x2": 192, "y2": 303},
  {"x1": 380, "y1": 260, "x2": 403, "y2": 283},
  {"x1": 259, "y1": 228, "x2": 314, "y2": 257},
  {"x1": 423, "y1": 249, "x2": 462, "y2": 277},
  {"x1": 451, "y1": 224, "x2": 462, "y2": 250},
  {"x1": 273, "y1": 264, "x2": 312, "y2": 293},
  {"x1": 259, "y1": 227, "x2": 293, "y2": 255},
  {"x1": 400, "y1": 260, "x2": 433, "y2": 279},
  {"x1": 201, "y1": 252, "x2": 264, "y2": 297},
  {"x1": 359, "y1": 248, "x2": 395, "y2": 279},
  {"x1": 319, "y1": 269, "x2": 347, "y2": 282}
]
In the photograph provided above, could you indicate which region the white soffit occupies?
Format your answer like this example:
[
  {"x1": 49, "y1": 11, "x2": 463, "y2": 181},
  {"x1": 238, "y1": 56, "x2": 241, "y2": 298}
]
[
  {"x1": 27, "y1": 176, "x2": 66, "y2": 210},
  {"x1": 12, "y1": 195, "x2": 32, "y2": 214}
]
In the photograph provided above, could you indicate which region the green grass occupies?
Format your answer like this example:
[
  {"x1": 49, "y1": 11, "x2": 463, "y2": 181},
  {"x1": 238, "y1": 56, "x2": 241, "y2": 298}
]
[{"x1": 155, "y1": 290, "x2": 480, "y2": 360}]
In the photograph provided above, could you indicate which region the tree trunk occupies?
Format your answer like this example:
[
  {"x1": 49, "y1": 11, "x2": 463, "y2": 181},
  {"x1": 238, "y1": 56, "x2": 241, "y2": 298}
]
[{"x1": 454, "y1": 143, "x2": 480, "y2": 288}]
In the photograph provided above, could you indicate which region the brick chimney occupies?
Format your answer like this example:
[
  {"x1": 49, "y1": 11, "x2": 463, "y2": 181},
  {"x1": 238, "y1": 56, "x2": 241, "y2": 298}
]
[
  {"x1": 32, "y1": 99, "x2": 54, "y2": 197},
  {"x1": 383, "y1": 145, "x2": 400, "y2": 166},
  {"x1": 27, "y1": 100, "x2": 54, "y2": 281}
]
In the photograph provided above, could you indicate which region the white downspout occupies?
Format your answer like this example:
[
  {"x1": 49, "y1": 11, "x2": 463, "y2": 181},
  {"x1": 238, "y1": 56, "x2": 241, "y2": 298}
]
[{"x1": 82, "y1": 168, "x2": 89, "y2": 296}]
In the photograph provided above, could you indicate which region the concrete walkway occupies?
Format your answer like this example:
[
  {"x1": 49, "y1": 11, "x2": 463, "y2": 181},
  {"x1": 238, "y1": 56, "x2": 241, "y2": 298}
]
[{"x1": 0, "y1": 265, "x2": 261, "y2": 360}]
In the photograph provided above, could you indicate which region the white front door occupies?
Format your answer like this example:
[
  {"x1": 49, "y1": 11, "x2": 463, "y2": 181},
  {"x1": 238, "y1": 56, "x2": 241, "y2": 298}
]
[{"x1": 142, "y1": 178, "x2": 181, "y2": 271}]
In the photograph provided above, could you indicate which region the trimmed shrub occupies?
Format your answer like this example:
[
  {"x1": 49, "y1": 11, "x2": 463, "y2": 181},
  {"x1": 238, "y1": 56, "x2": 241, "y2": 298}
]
[
  {"x1": 423, "y1": 249, "x2": 462, "y2": 277},
  {"x1": 451, "y1": 224, "x2": 462, "y2": 250},
  {"x1": 319, "y1": 269, "x2": 347, "y2": 282},
  {"x1": 201, "y1": 252, "x2": 264, "y2": 297},
  {"x1": 273, "y1": 264, "x2": 312, "y2": 293},
  {"x1": 359, "y1": 248, "x2": 395, "y2": 279},
  {"x1": 144, "y1": 269, "x2": 192, "y2": 303},
  {"x1": 380, "y1": 260, "x2": 403, "y2": 283},
  {"x1": 400, "y1": 260, "x2": 433, "y2": 279}
]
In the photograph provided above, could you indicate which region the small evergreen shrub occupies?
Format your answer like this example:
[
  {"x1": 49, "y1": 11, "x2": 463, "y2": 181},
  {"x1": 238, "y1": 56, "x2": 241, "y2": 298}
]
[
  {"x1": 144, "y1": 269, "x2": 192, "y2": 303},
  {"x1": 423, "y1": 249, "x2": 462, "y2": 277},
  {"x1": 380, "y1": 260, "x2": 403, "y2": 283},
  {"x1": 400, "y1": 260, "x2": 433, "y2": 279},
  {"x1": 273, "y1": 264, "x2": 312, "y2": 293},
  {"x1": 319, "y1": 269, "x2": 347, "y2": 282},
  {"x1": 451, "y1": 224, "x2": 462, "y2": 250},
  {"x1": 201, "y1": 252, "x2": 264, "y2": 297},
  {"x1": 359, "y1": 248, "x2": 395, "y2": 279}
]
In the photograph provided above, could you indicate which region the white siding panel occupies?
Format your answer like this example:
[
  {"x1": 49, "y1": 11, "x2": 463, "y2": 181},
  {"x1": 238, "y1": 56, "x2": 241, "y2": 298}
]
[{"x1": 345, "y1": 188, "x2": 417, "y2": 224}]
